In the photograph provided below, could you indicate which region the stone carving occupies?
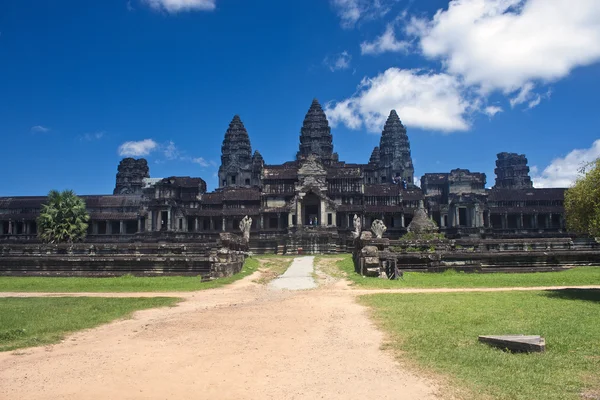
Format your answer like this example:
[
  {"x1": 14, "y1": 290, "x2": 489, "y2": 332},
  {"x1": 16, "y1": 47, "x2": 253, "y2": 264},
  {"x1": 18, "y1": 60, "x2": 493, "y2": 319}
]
[
  {"x1": 239, "y1": 216, "x2": 252, "y2": 242},
  {"x1": 296, "y1": 99, "x2": 338, "y2": 163},
  {"x1": 494, "y1": 152, "x2": 534, "y2": 189},
  {"x1": 113, "y1": 158, "x2": 150, "y2": 195},
  {"x1": 371, "y1": 219, "x2": 387, "y2": 238},
  {"x1": 407, "y1": 200, "x2": 439, "y2": 234},
  {"x1": 218, "y1": 115, "x2": 253, "y2": 188},
  {"x1": 377, "y1": 110, "x2": 414, "y2": 184},
  {"x1": 353, "y1": 214, "x2": 361, "y2": 238}
]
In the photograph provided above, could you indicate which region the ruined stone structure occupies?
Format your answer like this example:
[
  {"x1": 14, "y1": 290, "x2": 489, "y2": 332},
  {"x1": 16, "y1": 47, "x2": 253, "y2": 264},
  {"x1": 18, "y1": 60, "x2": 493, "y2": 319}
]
[{"x1": 0, "y1": 99, "x2": 569, "y2": 251}]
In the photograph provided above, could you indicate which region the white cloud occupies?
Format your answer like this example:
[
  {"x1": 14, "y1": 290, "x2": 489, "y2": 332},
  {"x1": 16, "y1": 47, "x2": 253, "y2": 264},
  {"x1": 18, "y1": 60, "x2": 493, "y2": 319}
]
[
  {"x1": 118, "y1": 139, "x2": 158, "y2": 157},
  {"x1": 330, "y1": 0, "x2": 396, "y2": 28},
  {"x1": 532, "y1": 140, "x2": 600, "y2": 188},
  {"x1": 361, "y1": 24, "x2": 409, "y2": 55},
  {"x1": 484, "y1": 105, "x2": 503, "y2": 117},
  {"x1": 164, "y1": 140, "x2": 180, "y2": 159},
  {"x1": 411, "y1": 0, "x2": 600, "y2": 100},
  {"x1": 31, "y1": 125, "x2": 50, "y2": 133},
  {"x1": 81, "y1": 131, "x2": 105, "y2": 141},
  {"x1": 325, "y1": 68, "x2": 472, "y2": 133},
  {"x1": 192, "y1": 157, "x2": 210, "y2": 167},
  {"x1": 324, "y1": 51, "x2": 352, "y2": 72},
  {"x1": 142, "y1": 0, "x2": 216, "y2": 13}
]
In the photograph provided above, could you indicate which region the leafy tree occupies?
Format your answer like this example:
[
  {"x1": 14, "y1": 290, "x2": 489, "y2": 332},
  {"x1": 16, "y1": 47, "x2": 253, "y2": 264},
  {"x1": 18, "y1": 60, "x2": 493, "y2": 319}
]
[
  {"x1": 37, "y1": 190, "x2": 90, "y2": 243},
  {"x1": 564, "y1": 159, "x2": 600, "y2": 238}
]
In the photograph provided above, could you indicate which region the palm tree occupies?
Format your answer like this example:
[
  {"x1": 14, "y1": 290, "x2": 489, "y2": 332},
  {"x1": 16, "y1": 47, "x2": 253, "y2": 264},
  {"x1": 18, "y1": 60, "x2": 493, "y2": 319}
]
[{"x1": 37, "y1": 190, "x2": 90, "y2": 243}]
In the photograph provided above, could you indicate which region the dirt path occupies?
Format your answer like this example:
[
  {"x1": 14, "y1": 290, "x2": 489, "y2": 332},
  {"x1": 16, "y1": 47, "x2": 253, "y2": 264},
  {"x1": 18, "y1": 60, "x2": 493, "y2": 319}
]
[{"x1": 0, "y1": 261, "x2": 441, "y2": 400}]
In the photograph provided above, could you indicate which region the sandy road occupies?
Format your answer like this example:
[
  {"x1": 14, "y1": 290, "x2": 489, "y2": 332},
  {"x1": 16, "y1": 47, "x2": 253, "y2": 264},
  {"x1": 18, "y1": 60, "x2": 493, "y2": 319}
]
[{"x1": 0, "y1": 259, "x2": 441, "y2": 400}]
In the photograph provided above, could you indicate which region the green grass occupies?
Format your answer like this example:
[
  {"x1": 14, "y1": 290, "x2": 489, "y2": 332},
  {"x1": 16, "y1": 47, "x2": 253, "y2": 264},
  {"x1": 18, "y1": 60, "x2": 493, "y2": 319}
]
[
  {"x1": 0, "y1": 297, "x2": 180, "y2": 352},
  {"x1": 361, "y1": 290, "x2": 600, "y2": 400},
  {"x1": 0, "y1": 257, "x2": 261, "y2": 292},
  {"x1": 336, "y1": 255, "x2": 600, "y2": 289}
]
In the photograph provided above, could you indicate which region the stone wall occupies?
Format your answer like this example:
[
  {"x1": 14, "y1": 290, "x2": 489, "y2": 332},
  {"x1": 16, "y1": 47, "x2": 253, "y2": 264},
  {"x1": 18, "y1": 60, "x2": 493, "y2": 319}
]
[
  {"x1": 353, "y1": 236, "x2": 600, "y2": 275},
  {"x1": 0, "y1": 233, "x2": 247, "y2": 278}
]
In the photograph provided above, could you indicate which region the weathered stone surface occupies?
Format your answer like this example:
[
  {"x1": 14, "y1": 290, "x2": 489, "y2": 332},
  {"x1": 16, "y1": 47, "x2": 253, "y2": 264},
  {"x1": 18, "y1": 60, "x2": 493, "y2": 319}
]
[
  {"x1": 494, "y1": 152, "x2": 533, "y2": 189},
  {"x1": 239, "y1": 215, "x2": 252, "y2": 242},
  {"x1": 407, "y1": 201, "x2": 438, "y2": 235},
  {"x1": 478, "y1": 335, "x2": 545, "y2": 353},
  {"x1": 218, "y1": 115, "x2": 254, "y2": 188},
  {"x1": 353, "y1": 214, "x2": 361, "y2": 238},
  {"x1": 114, "y1": 158, "x2": 150, "y2": 195},
  {"x1": 377, "y1": 110, "x2": 414, "y2": 184},
  {"x1": 371, "y1": 219, "x2": 387, "y2": 239},
  {"x1": 296, "y1": 99, "x2": 338, "y2": 164},
  {"x1": 361, "y1": 245, "x2": 379, "y2": 257},
  {"x1": 360, "y1": 231, "x2": 373, "y2": 240}
]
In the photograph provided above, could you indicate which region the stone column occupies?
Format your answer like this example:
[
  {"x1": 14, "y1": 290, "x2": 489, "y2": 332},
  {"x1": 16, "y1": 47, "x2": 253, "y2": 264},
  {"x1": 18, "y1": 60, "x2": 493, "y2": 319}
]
[
  {"x1": 320, "y1": 200, "x2": 326, "y2": 226},
  {"x1": 519, "y1": 213, "x2": 524, "y2": 229},
  {"x1": 106, "y1": 220, "x2": 112, "y2": 235},
  {"x1": 137, "y1": 217, "x2": 142, "y2": 233},
  {"x1": 401, "y1": 213, "x2": 405, "y2": 228},
  {"x1": 502, "y1": 213, "x2": 508, "y2": 229},
  {"x1": 222, "y1": 217, "x2": 226, "y2": 232},
  {"x1": 260, "y1": 214, "x2": 265, "y2": 230},
  {"x1": 146, "y1": 211, "x2": 152, "y2": 232},
  {"x1": 167, "y1": 209, "x2": 172, "y2": 231},
  {"x1": 332, "y1": 212, "x2": 337, "y2": 227},
  {"x1": 210, "y1": 217, "x2": 214, "y2": 231},
  {"x1": 8, "y1": 221, "x2": 12, "y2": 235},
  {"x1": 195, "y1": 217, "x2": 199, "y2": 232},
  {"x1": 119, "y1": 220, "x2": 124, "y2": 234},
  {"x1": 277, "y1": 213, "x2": 282, "y2": 230},
  {"x1": 297, "y1": 200, "x2": 303, "y2": 227},
  {"x1": 288, "y1": 213, "x2": 293, "y2": 227}
]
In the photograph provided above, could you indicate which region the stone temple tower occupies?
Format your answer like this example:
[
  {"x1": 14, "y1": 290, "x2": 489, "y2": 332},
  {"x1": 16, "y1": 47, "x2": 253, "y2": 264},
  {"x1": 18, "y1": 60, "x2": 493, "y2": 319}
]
[
  {"x1": 494, "y1": 152, "x2": 534, "y2": 189},
  {"x1": 377, "y1": 110, "x2": 414, "y2": 184},
  {"x1": 114, "y1": 158, "x2": 150, "y2": 195},
  {"x1": 218, "y1": 115, "x2": 254, "y2": 188},
  {"x1": 296, "y1": 99, "x2": 339, "y2": 164}
]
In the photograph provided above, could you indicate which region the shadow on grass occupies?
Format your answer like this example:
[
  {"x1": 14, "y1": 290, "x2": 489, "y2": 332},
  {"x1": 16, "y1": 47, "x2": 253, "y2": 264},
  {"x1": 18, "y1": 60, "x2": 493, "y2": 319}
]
[{"x1": 543, "y1": 289, "x2": 600, "y2": 303}]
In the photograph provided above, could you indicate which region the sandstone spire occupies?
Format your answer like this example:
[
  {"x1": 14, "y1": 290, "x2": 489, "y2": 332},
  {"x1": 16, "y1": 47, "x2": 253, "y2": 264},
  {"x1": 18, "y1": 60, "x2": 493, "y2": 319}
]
[{"x1": 296, "y1": 99, "x2": 337, "y2": 163}]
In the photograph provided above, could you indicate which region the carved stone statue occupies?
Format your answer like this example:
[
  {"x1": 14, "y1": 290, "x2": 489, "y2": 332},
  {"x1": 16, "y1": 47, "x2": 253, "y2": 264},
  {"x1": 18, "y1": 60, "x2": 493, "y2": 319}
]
[
  {"x1": 371, "y1": 219, "x2": 387, "y2": 239},
  {"x1": 353, "y1": 214, "x2": 361, "y2": 238},
  {"x1": 239, "y1": 215, "x2": 252, "y2": 242}
]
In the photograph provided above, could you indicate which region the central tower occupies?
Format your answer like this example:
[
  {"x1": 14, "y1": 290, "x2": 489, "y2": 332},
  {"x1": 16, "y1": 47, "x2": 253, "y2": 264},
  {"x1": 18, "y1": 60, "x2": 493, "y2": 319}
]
[{"x1": 296, "y1": 99, "x2": 338, "y2": 164}]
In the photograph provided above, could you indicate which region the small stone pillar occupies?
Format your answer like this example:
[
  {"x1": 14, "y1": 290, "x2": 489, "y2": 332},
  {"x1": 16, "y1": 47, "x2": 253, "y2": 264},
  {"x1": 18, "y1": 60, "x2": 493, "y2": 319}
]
[
  {"x1": 120, "y1": 220, "x2": 125, "y2": 234},
  {"x1": 222, "y1": 217, "x2": 226, "y2": 232}
]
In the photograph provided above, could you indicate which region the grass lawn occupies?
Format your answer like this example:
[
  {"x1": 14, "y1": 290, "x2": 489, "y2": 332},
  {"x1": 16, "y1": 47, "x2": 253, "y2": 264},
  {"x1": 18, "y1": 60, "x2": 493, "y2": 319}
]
[
  {"x1": 0, "y1": 297, "x2": 180, "y2": 352},
  {"x1": 335, "y1": 255, "x2": 600, "y2": 289},
  {"x1": 0, "y1": 257, "x2": 261, "y2": 292},
  {"x1": 361, "y1": 289, "x2": 600, "y2": 400}
]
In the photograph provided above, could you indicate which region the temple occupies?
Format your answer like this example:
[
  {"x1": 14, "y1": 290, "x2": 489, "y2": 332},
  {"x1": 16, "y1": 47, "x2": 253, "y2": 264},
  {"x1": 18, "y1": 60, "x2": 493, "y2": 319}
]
[{"x1": 0, "y1": 99, "x2": 567, "y2": 247}]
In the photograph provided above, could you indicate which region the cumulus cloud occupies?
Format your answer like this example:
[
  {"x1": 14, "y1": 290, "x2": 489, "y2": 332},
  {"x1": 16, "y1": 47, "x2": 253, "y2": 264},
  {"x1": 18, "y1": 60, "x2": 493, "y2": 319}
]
[
  {"x1": 31, "y1": 125, "x2": 50, "y2": 133},
  {"x1": 483, "y1": 106, "x2": 503, "y2": 117},
  {"x1": 411, "y1": 0, "x2": 600, "y2": 99},
  {"x1": 532, "y1": 140, "x2": 600, "y2": 188},
  {"x1": 325, "y1": 68, "x2": 472, "y2": 133},
  {"x1": 361, "y1": 24, "x2": 409, "y2": 55},
  {"x1": 330, "y1": 0, "x2": 396, "y2": 28},
  {"x1": 324, "y1": 51, "x2": 352, "y2": 72},
  {"x1": 118, "y1": 139, "x2": 158, "y2": 157},
  {"x1": 142, "y1": 0, "x2": 216, "y2": 13}
]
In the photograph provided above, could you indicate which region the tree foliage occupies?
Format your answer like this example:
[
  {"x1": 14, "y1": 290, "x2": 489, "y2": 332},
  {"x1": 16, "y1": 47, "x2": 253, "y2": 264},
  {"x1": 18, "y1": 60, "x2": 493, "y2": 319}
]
[
  {"x1": 37, "y1": 190, "x2": 90, "y2": 243},
  {"x1": 564, "y1": 159, "x2": 600, "y2": 238}
]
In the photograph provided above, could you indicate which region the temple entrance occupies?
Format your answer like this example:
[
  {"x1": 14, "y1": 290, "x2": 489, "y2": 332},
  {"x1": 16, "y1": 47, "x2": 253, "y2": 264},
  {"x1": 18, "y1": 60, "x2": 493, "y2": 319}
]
[{"x1": 303, "y1": 192, "x2": 321, "y2": 226}]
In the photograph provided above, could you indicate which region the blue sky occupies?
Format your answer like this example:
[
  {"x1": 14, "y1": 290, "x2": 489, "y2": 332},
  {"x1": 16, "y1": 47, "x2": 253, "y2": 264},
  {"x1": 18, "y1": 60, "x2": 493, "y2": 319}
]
[{"x1": 1, "y1": 0, "x2": 600, "y2": 196}]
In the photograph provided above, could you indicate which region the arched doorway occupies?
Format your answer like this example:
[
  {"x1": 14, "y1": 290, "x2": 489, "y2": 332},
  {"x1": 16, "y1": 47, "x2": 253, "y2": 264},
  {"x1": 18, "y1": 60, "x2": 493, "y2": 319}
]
[{"x1": 303, "y1": 192, "x2": 321, "y2": 226}]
